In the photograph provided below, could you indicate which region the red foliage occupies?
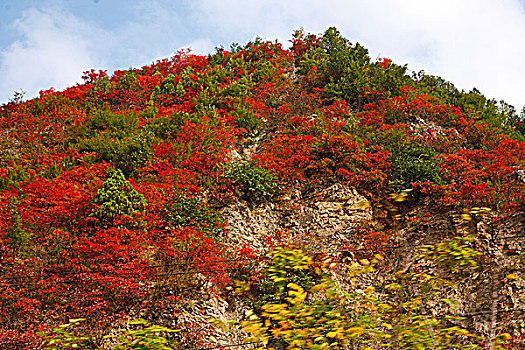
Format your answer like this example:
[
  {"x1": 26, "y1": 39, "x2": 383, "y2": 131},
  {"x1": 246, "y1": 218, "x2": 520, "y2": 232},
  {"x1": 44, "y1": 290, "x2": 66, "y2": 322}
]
[{"x1": 2, "y1": 29, "x2": 525, "y2": 347}]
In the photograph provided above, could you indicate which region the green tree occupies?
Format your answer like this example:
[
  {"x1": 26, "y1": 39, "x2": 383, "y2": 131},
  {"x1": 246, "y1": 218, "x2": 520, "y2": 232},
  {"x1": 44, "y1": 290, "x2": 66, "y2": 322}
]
[{"x1": 91, "y1": 168, "x2": 147, "y2": 227}]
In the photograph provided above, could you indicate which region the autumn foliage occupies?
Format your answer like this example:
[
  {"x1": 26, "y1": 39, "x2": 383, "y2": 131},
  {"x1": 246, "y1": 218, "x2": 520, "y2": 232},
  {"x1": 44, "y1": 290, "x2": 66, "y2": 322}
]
[{"x1": 1, "y1": 27, "x2": 525, "y2": 348}]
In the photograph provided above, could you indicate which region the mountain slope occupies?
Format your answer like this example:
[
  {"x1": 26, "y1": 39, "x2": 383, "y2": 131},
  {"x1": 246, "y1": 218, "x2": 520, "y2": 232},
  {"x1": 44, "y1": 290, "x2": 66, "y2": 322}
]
[{"x1": 1, "y1": 27, "x2": 525, "y2": 349}]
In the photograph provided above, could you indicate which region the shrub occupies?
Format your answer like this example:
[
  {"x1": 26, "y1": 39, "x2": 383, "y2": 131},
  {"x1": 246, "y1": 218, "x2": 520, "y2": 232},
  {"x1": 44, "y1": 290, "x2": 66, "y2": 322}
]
[
  {"x1": 73, "y1": 110, "x2": 154, "y2": 176},
  {"x1": 75, "y1": 109, "x2": 137, "y2": 140},
  {"x1": 78, "y1": 131, "x2": 154, "y2": 177},
  {"x1": 163, "y1": 189, "x2": 225, "y2": 238},
  {"x1": 90, "y1": 168, "x2": 147, "y2": 227},
  {"x1": 367, "y1": 126, "x2": 441, "y2": 193},
  {"x1": 4, "y1": 200, "x2": 31, "y2": 255},
  {"x1": 160, "y1": 73, "x2": 183, "y2": 97},
  {"x1": 389, "y1": 141, "x2": 441, "y2": 193},
  {"x1": 225, "y1": 160, "x2": 283, "y2": 200},
  {"x1": 308, "y1": 133, "x2": 365, "y2": 182},
  {"x1": 229, "y1": 97, "x2": 261, "y2": 133},
  {"x1": 145, "y1": 111, "x2": 188, "y2": 139},
  {"x1": 0, "y1": 161, "x2": 33, "y2": 190},
  {"x1": 240, "y1": 248, "x2": 340, "y2": 349}
]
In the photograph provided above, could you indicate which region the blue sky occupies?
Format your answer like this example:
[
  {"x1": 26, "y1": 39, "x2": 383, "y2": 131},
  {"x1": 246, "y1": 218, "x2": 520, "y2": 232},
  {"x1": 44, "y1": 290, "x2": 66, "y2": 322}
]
[{"x1": 1, "y1": 0, "x2": 524, "y2": 110}]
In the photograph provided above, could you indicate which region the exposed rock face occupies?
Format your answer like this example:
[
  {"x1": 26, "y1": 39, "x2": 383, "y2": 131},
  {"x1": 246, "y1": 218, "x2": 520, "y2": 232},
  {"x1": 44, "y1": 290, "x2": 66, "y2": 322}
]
[
  {"x1": 221, "y1": 183, "x2": 371, "y2": 254},
  {"x1": 176, "y1": 185, "x2": 525, "y2": 347},
  {"x1": 391, "y1": 210, "x2": 525, "y2": 340},
  {"x1": 175, "y1": 183, "x2": 371, "y2": 346},
  {"x1": 512, "y1": 169, "x2": 525, "y2": 183},
  {"x1": 174, "y1": 295, "x2": 250, "y2": 347}
]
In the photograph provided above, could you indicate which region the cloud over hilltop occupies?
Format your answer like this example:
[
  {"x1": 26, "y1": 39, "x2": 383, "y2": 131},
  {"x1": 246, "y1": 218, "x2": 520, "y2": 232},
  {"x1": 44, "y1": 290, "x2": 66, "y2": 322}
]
[{"x1": 1, "y1": 0, "x2": 524, "y2": 110}]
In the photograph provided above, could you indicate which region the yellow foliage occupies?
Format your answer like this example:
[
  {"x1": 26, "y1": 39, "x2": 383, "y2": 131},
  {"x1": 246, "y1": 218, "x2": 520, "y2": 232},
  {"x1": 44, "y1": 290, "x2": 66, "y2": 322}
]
[
  {"x1": 357, "y1": 199, "x2": 371, "y2": 208},
  {"x1": 236, "y1": 247, "x2": 482, "y2": 349}
]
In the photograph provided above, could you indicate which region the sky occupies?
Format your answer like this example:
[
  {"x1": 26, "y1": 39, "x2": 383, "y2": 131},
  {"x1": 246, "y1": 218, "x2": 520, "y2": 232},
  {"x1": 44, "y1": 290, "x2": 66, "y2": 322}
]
[{"x1": 1, "y1": 0, "x2": 524, "y2": 111}]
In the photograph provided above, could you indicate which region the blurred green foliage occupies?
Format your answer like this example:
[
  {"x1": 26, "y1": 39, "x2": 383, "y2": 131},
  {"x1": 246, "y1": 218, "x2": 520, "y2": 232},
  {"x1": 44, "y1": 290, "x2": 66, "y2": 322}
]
[{"x1": 41, "y1": 318, "x2": 180, "y2": 350}]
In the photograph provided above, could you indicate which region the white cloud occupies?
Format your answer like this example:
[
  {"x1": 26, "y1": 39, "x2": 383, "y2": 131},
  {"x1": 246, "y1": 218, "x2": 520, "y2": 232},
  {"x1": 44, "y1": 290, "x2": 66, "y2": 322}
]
[
  {"x1": 192, "y1": 0, "x2": 525, "y2": 110},
  {"x1": 0, "y1": 1, "x2": 202, "y2": 103},
  {"x1": 113, "y1": 0, "x2": 190, "y2": 64},
  {"x1": 370, "y1": 0, "x2": 525, "y2": 110},
  {"x1": 2, "y1": 0, "x2": 524, "y2": 111},
  {"x1": 0, "y1": 7, "x2": 109, "y2": 102}
]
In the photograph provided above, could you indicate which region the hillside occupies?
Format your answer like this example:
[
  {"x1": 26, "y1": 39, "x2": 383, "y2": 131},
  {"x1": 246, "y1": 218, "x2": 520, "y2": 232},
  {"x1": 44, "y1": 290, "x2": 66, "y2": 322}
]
[{"x1": 1, "y1": 27, "x2": 525, "y2": 349}]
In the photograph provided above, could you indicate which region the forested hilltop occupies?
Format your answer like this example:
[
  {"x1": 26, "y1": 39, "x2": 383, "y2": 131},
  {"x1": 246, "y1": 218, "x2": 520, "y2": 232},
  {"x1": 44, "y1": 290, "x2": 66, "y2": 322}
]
[{"x1": 2, "y1": 27, "x2": 525, "y2": 349}]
